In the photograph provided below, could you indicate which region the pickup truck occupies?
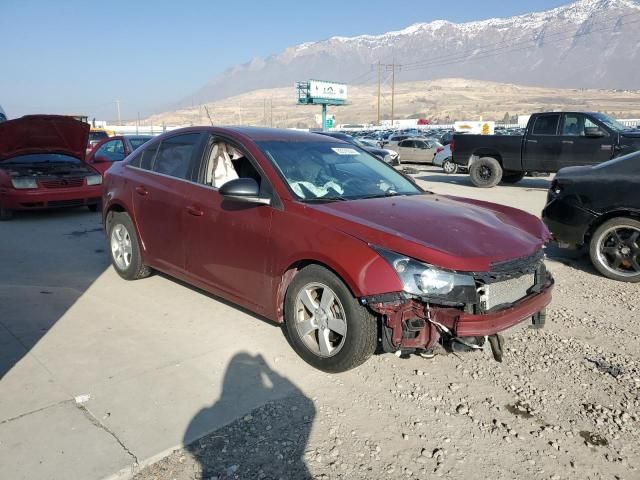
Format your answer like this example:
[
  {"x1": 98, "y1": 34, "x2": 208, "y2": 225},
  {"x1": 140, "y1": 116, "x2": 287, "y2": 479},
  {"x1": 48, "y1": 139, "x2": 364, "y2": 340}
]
[{"x1": 452, "y1": 112, "x2": 640, "y2": 187}]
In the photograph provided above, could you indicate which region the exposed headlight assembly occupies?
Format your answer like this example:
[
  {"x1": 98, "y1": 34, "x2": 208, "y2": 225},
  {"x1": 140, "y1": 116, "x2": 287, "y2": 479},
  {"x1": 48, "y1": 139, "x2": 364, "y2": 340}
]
[
  {"x1": 372, "y1": 246, "x2": 477, "y2": 304},
  {"x1": 11, "y1": 177, "x2": 38, "y2": 189},
  {"x1": 86, "y1": 175, "x2": 102, "y2": 186}
]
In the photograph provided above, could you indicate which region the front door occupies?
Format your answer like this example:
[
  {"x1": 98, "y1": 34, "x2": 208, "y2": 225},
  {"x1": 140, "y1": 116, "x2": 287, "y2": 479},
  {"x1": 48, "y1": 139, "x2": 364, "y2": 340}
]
[
  {"x1": 522, "y1": 113, "x2": 562, "y2": 171},
  {"x1": 396, "y1": 140, "x2": 416, "y2": 162},
  {"x1": 558, "y1": 113, "x2": 614, "y2": 167},
  {"x1": 183, "y1": 136, "x2": 275, "y2": 313},
  {"x1": 130, "y1": 133, "x2": 202, "y2": 275}
]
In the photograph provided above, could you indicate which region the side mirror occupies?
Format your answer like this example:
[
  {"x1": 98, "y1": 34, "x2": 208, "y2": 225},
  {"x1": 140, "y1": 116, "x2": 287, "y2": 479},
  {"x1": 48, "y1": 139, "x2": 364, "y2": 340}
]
[
  {"x1": 219, "y1": 178, "x2": 270, "y2": 205},
  {"x1": 585, "y1": 127, "x2": 605, "y2": 138},
  {"x1": 94, "y1": 155, "x2": 110, "y2": 163}
]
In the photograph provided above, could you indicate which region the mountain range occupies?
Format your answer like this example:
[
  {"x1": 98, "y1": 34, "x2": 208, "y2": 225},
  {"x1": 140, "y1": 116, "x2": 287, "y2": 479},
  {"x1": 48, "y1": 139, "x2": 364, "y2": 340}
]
[{"x1": 184, "y1": 0, "x2": 640, "y2": 107}]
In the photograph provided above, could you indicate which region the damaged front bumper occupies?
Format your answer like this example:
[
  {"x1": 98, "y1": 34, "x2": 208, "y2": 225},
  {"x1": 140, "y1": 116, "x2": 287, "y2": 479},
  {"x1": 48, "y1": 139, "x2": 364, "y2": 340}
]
[{"x1": 360, "y1": 254, "x2": 554, "y2": 358}]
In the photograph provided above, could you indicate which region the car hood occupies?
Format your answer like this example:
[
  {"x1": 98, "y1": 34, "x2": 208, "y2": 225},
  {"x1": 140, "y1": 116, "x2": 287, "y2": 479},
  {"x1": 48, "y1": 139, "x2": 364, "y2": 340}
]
[
  {"x1": 309, "y1": 194, "x2": 548, "y2": 272},
  {"x1": 0, "y1": 115, "x2": 90, "y2": 162},
  {"x1": 363, "y1": 146, "x2": 388, "y2": 157},
  {"x1": 620, "y1": 130, "x2": 640, "y2": 139}
]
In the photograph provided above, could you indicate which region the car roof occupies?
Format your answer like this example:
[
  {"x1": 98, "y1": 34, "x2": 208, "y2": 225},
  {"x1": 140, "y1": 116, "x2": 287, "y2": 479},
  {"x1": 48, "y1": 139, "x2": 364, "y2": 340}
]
[{"x1": 157, "y1": 126, "x2": 349, "y2": 144}]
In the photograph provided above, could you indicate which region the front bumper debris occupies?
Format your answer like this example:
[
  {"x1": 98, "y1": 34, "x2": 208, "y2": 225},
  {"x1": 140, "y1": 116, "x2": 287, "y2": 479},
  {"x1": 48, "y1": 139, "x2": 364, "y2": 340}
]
[{"x1": 366, "y1": 281, "x2": 552, "y2": 354}]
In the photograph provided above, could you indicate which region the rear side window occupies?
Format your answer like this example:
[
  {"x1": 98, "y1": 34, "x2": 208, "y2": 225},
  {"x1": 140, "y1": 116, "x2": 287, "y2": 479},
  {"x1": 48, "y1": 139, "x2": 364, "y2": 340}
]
[
  {"x1": 152, "y1": 134, "x2": 200, "y2": 179},
  {"x1": 532, "y1": 115, "x2": 560, "y2": 136},
  {"x1": 135, "y1": 142, "x2": 159, "y2": 170}
]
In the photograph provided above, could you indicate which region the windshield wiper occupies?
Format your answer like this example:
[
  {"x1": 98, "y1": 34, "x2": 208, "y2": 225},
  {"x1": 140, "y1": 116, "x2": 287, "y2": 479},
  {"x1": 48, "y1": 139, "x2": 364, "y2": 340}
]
[
  {"x1": 301, "y1": 196, "x2": 349, "y2": 203},
  {"x1": 356, "y1": 191, "x2": 408, "y2": 200}
]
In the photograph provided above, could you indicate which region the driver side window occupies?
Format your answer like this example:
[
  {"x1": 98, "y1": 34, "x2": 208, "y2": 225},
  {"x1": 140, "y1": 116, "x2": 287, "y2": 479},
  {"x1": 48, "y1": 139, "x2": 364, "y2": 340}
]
[{"x1": 201, "y1": 137, "x2": 263, "y2": 189}]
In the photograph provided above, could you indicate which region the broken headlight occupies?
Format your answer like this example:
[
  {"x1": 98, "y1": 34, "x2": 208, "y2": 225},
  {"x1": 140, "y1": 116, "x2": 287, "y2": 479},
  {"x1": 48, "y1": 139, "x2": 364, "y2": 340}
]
[{"x1": 372, "y1": 246, "x2": 477, "y2": 303}]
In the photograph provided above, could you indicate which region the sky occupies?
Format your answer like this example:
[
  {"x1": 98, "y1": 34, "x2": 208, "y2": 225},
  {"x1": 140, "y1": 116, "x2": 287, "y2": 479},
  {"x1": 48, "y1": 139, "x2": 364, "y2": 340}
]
[{"x1": 0, "y1": 0, "x2": 570, "y2": 121}]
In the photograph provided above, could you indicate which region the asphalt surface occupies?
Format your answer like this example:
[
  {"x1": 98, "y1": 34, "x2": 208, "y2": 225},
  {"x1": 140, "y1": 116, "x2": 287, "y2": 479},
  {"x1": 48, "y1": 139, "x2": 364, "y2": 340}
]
[{"x1": 1, "y1": 167, "x2": 591, "y2": 480}]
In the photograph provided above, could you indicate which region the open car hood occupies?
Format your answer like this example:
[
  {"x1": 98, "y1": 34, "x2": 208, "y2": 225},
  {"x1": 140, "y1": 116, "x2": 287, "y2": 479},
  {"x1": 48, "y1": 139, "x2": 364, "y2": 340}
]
[{"x1": 0, "y1": 115, "x2": 90, "y2": 162}]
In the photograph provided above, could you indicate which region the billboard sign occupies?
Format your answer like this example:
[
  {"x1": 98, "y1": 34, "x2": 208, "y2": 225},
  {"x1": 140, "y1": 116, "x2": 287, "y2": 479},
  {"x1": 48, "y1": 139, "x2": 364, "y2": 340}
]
[{"x1": 309, "y1": 80, "x2": 348, "y2": 102}]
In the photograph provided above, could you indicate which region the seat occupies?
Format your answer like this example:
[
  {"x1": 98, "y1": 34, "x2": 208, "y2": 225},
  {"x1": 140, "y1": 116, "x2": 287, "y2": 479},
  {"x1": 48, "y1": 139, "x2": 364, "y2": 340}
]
[{"x1": 206, "y1": 143, "x2": 239, "y2": 188}]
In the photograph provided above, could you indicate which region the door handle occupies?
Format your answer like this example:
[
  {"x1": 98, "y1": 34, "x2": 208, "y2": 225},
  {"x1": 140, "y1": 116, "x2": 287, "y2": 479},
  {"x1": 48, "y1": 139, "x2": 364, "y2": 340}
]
[
  {"x1": 526, "y1": 140, "x2": 538, "y2": 144},
  {"x1": 186, "y1": 205, "x2": 204, "y2": 217},
  {"x1": 562, "y1": 140, "x2": 574, "y2": 145},
  {"x1": 135, "y1": 186, "x2": 148, "y2": 196}
]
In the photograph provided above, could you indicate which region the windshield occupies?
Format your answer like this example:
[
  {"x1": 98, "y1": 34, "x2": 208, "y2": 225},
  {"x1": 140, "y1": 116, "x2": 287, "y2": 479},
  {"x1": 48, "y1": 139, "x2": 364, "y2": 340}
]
[
  {"x1": 3, "y1": 153, "x2": 81, "y2": 165},
  {"x1": 257, "y1": 140, "x2": 421, "y2": 201},
  {"x1": 592, "y1": 113, "x2": 631, "y2": 132},
  {"x1": 89, "y1": 131, "x2": 109, "y2": 142}
]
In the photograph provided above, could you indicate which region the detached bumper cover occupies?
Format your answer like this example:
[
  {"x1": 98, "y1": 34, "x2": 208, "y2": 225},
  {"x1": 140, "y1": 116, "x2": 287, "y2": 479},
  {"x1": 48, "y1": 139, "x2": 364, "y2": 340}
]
[{"x1": 454, "y1": 283, "x2": 553, "y2": 336}]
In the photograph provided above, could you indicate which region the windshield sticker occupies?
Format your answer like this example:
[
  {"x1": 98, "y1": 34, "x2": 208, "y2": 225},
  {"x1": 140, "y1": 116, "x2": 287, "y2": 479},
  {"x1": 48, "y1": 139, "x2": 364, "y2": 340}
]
[{"x1": 332, "y1": 147, "x2": 360, "y2": 156}]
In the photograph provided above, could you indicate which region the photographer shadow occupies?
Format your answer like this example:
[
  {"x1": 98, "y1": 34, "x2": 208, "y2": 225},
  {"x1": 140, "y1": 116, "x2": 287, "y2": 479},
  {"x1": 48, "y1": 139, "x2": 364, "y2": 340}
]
[{"x1": 184, "y1": 352, "x2": 315, "y2": 479}]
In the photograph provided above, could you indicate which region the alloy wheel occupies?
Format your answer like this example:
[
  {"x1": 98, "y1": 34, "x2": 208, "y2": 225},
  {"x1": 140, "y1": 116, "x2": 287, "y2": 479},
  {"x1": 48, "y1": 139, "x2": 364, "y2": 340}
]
[
  {"x1": 596, "y1": 226, "x2": 640, "y2": 278},
  {"x1": 294, "y1": 282, "x2": 348, "y2": 357},
  {"x1": 110, "y1": 224, "x2": 133, "y2": 270}
]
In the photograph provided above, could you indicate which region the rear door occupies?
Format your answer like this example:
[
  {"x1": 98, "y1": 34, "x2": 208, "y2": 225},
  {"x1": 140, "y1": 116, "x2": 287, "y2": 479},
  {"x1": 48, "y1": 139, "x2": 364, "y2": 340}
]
[
  {"x1": 522, "y1": 114, "x2": 561, "y2": 171},
  {"x1": 130, "y1": 133, "x2": 203, "y2": 275},
  {"x1": 558, "y1": 114, "x2": 613, "y2": 167},
  {"x1": 183, "y1": 135, "x2": 275, "y2": 313}
]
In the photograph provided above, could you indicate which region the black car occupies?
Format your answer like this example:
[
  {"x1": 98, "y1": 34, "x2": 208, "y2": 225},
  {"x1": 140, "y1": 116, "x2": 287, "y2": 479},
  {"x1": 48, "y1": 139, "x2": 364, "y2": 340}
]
[
  {"x1": 542, "y1": 150, "x2": 640, "y2": 282},
  {"x1": 314, "y1": 131, "x2": 400, "y2": 166}
]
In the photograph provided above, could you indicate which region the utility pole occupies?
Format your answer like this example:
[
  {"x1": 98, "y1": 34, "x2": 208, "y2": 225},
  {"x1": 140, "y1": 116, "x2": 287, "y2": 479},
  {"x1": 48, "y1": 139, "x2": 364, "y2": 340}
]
[
  {"x1": 391, "y1": 61, "x2": 396, "y2": 127},
  {"x1": 377, "y1": 60, "x2": 381, "y2": 126},
  {"x1": 116, "y1": 99, "x2": 121, "y2": 125}
]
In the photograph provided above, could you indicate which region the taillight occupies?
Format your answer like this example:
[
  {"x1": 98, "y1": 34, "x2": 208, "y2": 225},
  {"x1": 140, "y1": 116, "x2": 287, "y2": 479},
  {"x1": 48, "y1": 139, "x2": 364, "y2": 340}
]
[{"x1": 436, "y1": 147, "x2": 444, "y2": 153}]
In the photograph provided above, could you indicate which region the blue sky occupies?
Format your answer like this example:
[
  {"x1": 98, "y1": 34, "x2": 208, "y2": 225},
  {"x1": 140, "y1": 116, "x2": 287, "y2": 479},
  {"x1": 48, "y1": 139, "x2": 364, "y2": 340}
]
[{"x1": 0, "y1": 0, "x2": 568, "y2": 120}]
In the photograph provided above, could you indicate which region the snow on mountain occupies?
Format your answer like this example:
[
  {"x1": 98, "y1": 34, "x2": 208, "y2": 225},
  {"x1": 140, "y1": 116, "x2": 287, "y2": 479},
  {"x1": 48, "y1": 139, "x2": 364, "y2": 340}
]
[{"x1": 185, "y1": 0, "x2": 640, "y2": 106}]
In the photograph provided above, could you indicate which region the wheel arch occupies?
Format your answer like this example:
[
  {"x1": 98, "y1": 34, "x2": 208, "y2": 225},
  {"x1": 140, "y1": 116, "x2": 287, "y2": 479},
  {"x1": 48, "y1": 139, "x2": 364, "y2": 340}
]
[
  {"x1": 275, "y1": 259, "x2": 359, "y2": 324},
  {"x1": 104, "y1": 202, "x2": 148, "y2": 260},
  {"x1": 469, "y1": 150, "x2": 503, "y2": 166},
  {"x1": 585, "y1": 209, "x2": 640, "y2": 242}
]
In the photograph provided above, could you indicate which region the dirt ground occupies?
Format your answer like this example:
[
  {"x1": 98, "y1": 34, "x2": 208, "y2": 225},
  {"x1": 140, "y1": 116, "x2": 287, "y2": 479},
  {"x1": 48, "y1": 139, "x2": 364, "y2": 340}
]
[{"x1": 132, "y1": 169, "x2": 640, "y2": 480}]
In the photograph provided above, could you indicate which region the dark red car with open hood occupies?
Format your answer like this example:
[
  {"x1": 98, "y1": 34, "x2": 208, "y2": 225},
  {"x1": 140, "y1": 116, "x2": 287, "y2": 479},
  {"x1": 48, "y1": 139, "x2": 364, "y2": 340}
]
[
  {"x1": 102, "y1": 127, "x2": 553, "y2": 372},
  {"x1": 0, "y1": 115, "x2": 103, "y2": 220}
]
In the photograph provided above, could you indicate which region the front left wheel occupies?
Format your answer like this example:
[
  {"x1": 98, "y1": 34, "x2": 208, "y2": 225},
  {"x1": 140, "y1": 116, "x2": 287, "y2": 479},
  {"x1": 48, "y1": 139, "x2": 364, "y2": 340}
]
[{"x1": 284, "y1": 265, "x2": 377, "y2": 373}]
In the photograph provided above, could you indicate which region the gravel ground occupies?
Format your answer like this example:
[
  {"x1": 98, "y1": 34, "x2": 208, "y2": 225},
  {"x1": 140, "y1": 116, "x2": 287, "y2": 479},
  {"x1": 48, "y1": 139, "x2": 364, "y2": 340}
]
[{"x1": 134, "y1": 172, "x2": 640, "y2": 480}]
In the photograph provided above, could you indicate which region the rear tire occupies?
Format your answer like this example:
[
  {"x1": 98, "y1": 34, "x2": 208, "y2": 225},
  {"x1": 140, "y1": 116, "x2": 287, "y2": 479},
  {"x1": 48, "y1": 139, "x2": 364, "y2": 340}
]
[
  {"x1": 106, "y1": 211, "x2": 151, "y2": 280},
  {"x1": 501, "y1": 172, "x2": 525, "y2": 184},
  {"x1": 284, "y1": 265, "x2": 377, "y2": 373},
  {"x1": 0, "y1": 206, "x2": 13, "y2": 221},
  {"x1": 589, "y1": 217, "x2": 640, "y2": 282},
  {"x1": 442, "y1": 159, "x2": 458, "y2": 174},
  {"x1": 469, "y1": 157, "x2": 503, "y2": 188}
]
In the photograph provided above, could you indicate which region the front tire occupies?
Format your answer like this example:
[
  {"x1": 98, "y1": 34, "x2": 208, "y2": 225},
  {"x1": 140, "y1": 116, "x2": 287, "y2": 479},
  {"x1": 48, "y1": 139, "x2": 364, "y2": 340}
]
[
  {"x1": 442, "y1": 159, "x2": 458, "y2": 174},
  {"x1": 589, "y1": 218, "x2": 640, "y2": 282},
  {"x1": 284, "y1": 265, "x2": 377, "y2": 373},
  {"x1": 469, "y1": 157, "x2": 503, "y2": 188},
  {"x1": 106, "y1": 211, "x2": 151, "y2": 280}
]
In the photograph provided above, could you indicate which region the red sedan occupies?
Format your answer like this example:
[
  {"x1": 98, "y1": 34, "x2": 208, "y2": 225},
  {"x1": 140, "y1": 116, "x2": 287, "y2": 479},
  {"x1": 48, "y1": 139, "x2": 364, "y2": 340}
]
[
  {"x1": 87, "y1": 135, "x2": 153, "y2": 175},
  {"x1": 0, "y1": 115, "x2": 102, "y2": 220},
  {"x1": 103, "y1": 127, "x2": 553, "y2": 372}
]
